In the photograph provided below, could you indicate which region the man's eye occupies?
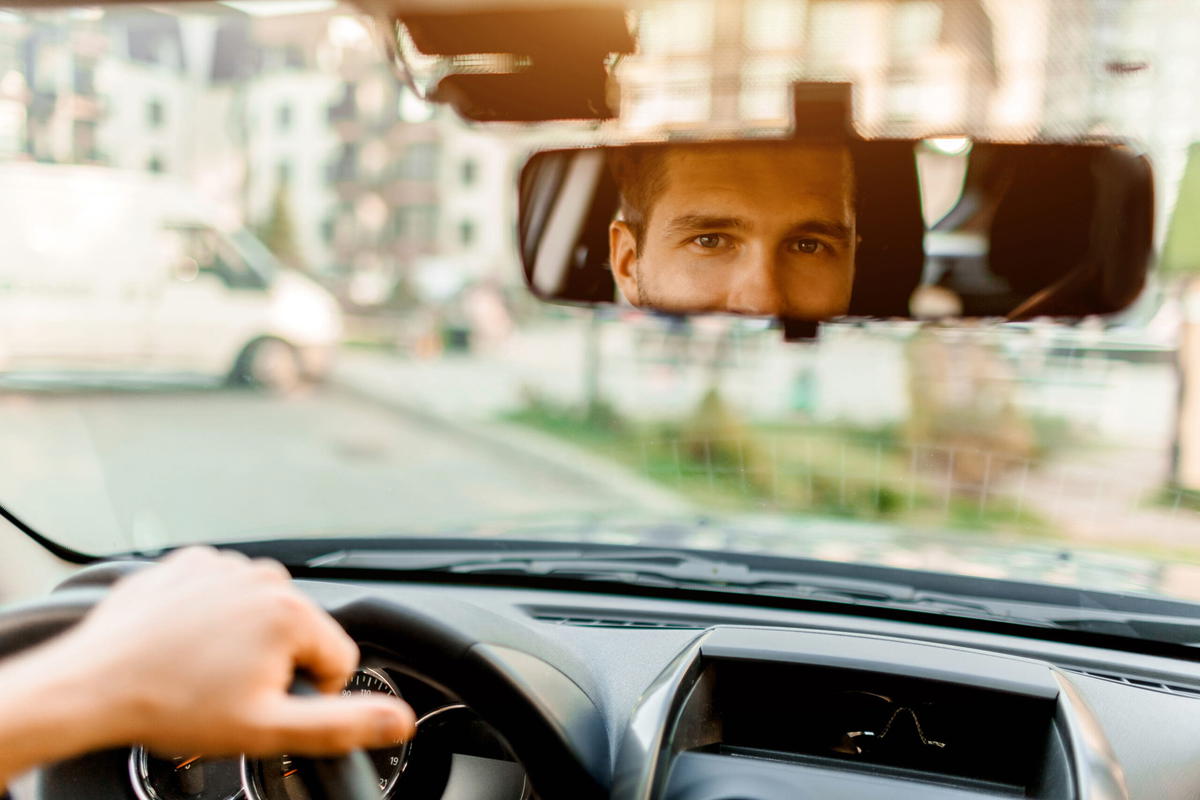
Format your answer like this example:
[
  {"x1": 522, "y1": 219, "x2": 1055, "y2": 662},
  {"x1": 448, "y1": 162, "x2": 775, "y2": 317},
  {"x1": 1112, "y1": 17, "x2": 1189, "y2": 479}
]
[
  {"x1": 791, "y1": 239, "x2": 826, "y2": 255},
  {"x1": 692, "y1": 233, "x2": 724, "y2": 249}
]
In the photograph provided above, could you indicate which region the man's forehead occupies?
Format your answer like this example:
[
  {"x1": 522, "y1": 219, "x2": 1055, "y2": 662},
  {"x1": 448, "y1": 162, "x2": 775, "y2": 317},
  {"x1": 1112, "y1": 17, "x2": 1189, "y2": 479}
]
[{"x1": 657, "y1": 142, "x2": 853, "y2": 221}]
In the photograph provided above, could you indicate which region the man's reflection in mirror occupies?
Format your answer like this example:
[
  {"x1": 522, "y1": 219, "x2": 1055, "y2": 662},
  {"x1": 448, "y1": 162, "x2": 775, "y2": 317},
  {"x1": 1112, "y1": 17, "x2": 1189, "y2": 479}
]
[{"x1": 607, "y1": 141, "x2": 857, "y2": 318}]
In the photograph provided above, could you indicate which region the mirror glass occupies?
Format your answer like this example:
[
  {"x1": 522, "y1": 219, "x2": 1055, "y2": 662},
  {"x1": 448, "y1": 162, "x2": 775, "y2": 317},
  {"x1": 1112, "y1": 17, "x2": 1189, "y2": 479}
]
[{"x1": 518, "y1": 139, "x2": 1154, "y2": 322}]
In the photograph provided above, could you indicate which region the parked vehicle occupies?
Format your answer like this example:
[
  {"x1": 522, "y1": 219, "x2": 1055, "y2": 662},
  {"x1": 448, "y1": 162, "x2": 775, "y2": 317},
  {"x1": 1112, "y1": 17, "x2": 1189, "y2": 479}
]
[{"x1": 0, "y1": 164, "x2": 341, "y2": 390}]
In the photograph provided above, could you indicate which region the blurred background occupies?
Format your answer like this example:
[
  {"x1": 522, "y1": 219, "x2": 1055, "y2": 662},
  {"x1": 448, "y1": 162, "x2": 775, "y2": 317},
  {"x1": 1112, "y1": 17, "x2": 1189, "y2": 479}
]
[{"x1": 6, "y1": 0, "x2": 1200, "y2": 601}]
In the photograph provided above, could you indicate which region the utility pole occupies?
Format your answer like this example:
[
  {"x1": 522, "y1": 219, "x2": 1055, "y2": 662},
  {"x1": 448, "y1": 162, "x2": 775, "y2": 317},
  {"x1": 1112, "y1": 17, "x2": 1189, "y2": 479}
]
[
  {"x1": 583, "y1": 308, "x2": 603, "y2": 421},
  {"x1": 709, "y1": 0, "x2": 746, "y2": 125}
]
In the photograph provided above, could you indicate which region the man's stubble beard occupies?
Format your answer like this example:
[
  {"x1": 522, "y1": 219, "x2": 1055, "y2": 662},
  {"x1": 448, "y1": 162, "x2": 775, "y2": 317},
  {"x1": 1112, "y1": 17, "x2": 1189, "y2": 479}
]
[{"x1": 635, "y1": 260, "x2": 651, "y2": 307}]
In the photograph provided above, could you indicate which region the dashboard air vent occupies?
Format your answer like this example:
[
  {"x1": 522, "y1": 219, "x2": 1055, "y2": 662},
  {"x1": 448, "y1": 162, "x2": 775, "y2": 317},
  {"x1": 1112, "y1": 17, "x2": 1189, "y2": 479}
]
[
  {"x1": 530, "y1": 611, "x2": 709, "y2": 630},
  {"x1": 1063, "y1": 668, "x2": 1200, "y2": 700},
  {"x1": 528, "y1": 609, "x2": 1200, "y2": 704}
]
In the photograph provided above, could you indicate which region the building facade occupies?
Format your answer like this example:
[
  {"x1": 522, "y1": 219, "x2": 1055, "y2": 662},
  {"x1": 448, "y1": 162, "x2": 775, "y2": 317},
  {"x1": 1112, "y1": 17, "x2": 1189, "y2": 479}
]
[{"x1": 0, "y1": 4, "x2": 525, "y2": 311}]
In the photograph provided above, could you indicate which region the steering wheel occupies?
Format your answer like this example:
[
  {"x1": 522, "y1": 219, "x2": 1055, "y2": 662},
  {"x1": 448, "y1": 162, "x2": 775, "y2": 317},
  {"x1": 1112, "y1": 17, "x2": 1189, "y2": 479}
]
[
  {"x1": 285, "y1": 676, "x2": 382, "y2": 800},
  {"x1": 0, "y1": 559, "x2": 610, "y2": 800},
  {"x1": 0, "y1": 573, "x2": 380, "y2": 800}
]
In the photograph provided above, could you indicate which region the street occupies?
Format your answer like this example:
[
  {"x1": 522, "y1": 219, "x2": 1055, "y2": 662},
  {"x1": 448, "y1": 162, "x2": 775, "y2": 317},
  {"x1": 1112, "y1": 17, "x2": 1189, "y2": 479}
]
[
  {"x1": 4, "y1": 355, "x2": 1200, "y2": 600},
  {"x1": 0, "y1": 383, "x2": 645, "y2": 555},
  {"x1": 0, "y1": 324, "x2": 1195, "y2": 588}
]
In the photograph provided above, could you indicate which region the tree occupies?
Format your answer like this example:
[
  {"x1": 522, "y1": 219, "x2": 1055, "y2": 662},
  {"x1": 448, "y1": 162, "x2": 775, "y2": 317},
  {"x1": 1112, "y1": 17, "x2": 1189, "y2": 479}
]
[
  {"x1": 258, "y1": 183, "x2": 304, "y2": 271},
  {"x1": 1161, "y1": 143, "x2": 1200, "y2": 279},
  {"x1": 1161, "y1": 143, "x2": 1200, "y2": 489}
]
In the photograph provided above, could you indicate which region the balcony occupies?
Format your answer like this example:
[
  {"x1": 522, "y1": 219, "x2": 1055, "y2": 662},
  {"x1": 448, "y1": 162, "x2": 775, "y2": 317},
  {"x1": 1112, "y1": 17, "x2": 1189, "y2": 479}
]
[{"x1": 327, "y1": 84, "x2": 357, "y2": 123}]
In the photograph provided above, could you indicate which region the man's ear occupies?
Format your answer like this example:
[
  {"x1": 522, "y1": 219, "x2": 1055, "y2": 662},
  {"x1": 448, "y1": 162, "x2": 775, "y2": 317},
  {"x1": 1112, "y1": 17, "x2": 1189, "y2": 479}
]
[{"x1": 609, "y1": 220, "x2": 640, "y2": 306}]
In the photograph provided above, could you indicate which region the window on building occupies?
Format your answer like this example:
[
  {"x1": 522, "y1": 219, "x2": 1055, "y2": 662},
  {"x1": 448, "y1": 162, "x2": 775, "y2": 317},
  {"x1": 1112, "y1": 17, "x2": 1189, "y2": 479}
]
[
  {"x1": 885, "y1": 78, "x2": 918, "y2": 120},
  {"x1": 887, "y1": 1, "x2": 942, "y2": 64},
  {"x1": 283, "y1": 45, "x2": 306, "y2": 69},
  {"x1": 807, "y1": 1, "x2": 875, "y2": 72},
  {"x1": 637, "y1": 0, "x2": 714, "y2": 54},
  {"x1": 321, "y1": 216, "x2": 336, "y2": 244},
  {"x1": 739, "y1": 55, "x2": 791, "y2": 121},
  {"x1": 0, "y1": 36, "x2": 19, "y2": 78},
  {"x1": 744, "y1": 0, "x2": 806, "y2": 51},
  {"x1": 0, "y1": 99, "x2": 23, "y2": 159},
  {"x1": 459, "y1": 219, "x2": 476, "y2": 246},
  {"x1": 328, "y1": 142, "x2": 358, "y2": 184},
  {"x1": 72, "y1": 60, "x2": 96, "y2": 95},
  {"x1": 72, "y1": 119, "x2": 99, "y2": 162},
  {"x1": 400, "y1": 205, "x2": 438, "y2": 245},
  {"x1": 278, "y1": 103, "x2": 293, "y2": 132},
  {"x1": 277, "y1": 161, "x2": 292, "y2": 186},
  {"x1": 128, "y1": 18, "x2": 187, "y2": 70},
  {"x1": 328, "y1": 82, "x2": 356, "y2": 123},
  {"x1": 461, "y1": 158, "x2": 478, "y2": 186},
  {"x1": 400, "y1": 141, "x2": 438, "y2": 180},
  {"x1": 147, "y1": 98, "x2": 165, "y2": 129},
  {"x1": 147, "y1": 155, "x2": 165, "y2": 173}
]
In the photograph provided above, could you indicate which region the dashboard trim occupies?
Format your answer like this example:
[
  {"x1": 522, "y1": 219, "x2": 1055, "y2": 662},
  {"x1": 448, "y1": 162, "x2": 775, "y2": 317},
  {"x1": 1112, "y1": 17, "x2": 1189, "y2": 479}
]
[
  {"x1": 613, "y1": 625, "x2": 1130, "y2": 800},
  {"x1": 612, "y1": 632, "x2": 707, "y2": 800},
  {"x1": 1053, "y1": 670, "x2": 1130, "y2": 800},
  {"x1": 2, "y1": 569, "x2": 1190, "y2": 800}
]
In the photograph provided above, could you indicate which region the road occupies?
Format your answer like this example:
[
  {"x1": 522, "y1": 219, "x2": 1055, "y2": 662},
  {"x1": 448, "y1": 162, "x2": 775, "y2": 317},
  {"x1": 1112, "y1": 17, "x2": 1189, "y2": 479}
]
[
  {"x1": 2, "y1": 369, "x2": 1198, "y2": 601},
  {"x1": 0, "y1": 383, "x2": 644, "y2": 555}
]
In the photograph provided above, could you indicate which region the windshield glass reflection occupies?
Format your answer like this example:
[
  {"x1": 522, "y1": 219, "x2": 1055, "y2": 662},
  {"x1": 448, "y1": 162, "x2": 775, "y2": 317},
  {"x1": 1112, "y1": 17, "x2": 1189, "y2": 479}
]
[{"x1": 1, "y1": 1, "x2": 1200, "y2": 618}]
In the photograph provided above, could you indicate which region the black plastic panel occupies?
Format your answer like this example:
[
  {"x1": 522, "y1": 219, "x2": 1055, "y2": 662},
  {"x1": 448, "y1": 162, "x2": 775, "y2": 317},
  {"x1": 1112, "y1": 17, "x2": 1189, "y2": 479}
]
[
  {"x1": 704, "y1": 659, "x2": 1054, "y2": 790},
  {"x1": 613, "y1": 627, "x2": 1115, "y2": 800}
]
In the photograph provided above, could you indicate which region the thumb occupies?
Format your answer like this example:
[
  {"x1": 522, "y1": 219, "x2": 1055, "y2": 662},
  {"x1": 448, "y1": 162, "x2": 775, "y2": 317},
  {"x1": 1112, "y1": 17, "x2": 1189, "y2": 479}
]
[{"x1": 249, "y1": 694, "x2": 416, "y2": 757}]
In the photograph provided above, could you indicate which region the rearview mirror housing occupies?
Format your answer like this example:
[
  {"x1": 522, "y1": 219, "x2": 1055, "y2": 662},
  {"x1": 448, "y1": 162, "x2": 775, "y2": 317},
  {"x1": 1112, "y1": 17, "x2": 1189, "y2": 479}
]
[{"x1": 517, "y1": 138, "x2": 1154, "y2": 323}]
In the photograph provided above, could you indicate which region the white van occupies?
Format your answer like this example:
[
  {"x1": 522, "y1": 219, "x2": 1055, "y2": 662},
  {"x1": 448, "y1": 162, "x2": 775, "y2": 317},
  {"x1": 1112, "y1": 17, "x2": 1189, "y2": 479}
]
[{"x1": 0, "y1": 164, "x2": 341, "y2": 389}]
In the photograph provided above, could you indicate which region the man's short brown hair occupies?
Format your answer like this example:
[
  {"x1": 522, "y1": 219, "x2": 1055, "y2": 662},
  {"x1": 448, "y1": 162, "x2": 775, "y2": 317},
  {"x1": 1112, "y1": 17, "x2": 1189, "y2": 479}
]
[
  {"x1": 608, "y1": 141, "x2": 856, "y2": 254},
  {"x1": 608, "y1": 145, "x2": 669, "y2": 253}
]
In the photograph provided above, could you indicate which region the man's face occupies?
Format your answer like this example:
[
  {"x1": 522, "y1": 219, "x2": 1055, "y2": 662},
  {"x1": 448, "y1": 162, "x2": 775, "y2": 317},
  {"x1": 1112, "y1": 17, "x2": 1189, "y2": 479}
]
[{"x1": 609, "y1": 142, "x2": 856, "y2": 318}]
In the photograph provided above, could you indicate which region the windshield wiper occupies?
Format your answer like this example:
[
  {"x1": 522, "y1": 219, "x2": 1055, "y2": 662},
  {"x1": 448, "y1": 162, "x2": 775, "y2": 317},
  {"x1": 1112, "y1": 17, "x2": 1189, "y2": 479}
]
[
  {"x1": 302, "y1": 548, "x2": 1200, "y2": 644},
  {"x1": 311, "y1": 547, "x2": 917, "y2": 597}
]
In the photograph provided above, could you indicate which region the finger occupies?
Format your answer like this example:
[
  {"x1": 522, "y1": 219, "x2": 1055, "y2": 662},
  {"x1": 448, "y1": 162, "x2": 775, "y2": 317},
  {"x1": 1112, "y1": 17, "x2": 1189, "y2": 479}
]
[
  {"x1": 249, "y1": 558, "x2": 292, "y2": 584},
  {"x1": 282, "y1": 593, "x2": 360, "y2": 694},
  {"x1": 162, "y1": 546, "x2": 220, "y2": 566},
  {"x1": 150, "y1": 547, "x2": 246, "y2": 592},
  {"x1": 215, "y1": 548, "x2": 252, "y2": 565},
  {"x1": 248, "y1": 694, "x2": 416, "y2": 757},
  {"x1": 123, "y1": 547, "x2": 219, "y2": 592}
]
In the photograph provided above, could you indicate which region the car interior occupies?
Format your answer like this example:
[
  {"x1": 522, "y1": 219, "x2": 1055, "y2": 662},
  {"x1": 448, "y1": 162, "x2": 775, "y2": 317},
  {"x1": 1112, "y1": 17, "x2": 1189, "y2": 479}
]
[
  {"x1": 0, "y1": 1, "x2": 1198, "y2": 800},
  {"x1": 9, "y1": 534, "x2": 1200, "y2": 800}
]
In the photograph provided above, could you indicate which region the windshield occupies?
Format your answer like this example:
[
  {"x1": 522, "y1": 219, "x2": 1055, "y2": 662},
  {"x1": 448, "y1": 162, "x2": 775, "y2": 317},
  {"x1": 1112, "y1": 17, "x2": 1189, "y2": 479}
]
[{"x1": 3, "y1": 0, "x2": 1200, "y2": 623}]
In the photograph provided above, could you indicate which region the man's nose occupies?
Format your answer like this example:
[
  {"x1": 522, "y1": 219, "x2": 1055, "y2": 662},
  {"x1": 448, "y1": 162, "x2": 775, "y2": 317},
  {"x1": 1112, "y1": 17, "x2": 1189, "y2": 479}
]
[{"x1": 725, "y1": 247, "x2": 785, "y2": 316}]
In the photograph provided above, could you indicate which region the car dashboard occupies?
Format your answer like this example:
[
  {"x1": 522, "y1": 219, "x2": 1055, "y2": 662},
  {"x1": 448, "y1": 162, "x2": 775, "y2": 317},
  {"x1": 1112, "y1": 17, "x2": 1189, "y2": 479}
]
[{"x1": 14, "y1": 575, "x2": 1200, "y2": 800}]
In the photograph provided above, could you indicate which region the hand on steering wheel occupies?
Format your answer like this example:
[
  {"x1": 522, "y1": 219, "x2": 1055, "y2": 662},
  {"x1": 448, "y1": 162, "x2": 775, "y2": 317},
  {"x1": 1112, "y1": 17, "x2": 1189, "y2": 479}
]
[
  {"x1": 0, "y1": 546, "x2": 609, "y2": 800},
  {"x1": 280, "y1": 675, "x2": 384, "y2": 800},
  {"x1": 0, "y1": 548, "x2": 414, "y2": 791}
]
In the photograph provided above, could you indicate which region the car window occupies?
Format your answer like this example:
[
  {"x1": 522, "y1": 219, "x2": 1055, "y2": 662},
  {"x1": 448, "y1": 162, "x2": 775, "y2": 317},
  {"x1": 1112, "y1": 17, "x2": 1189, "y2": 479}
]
[
  {"x1": 4, "y1": 0, "x2": 1200, "y2": 633},
  {"x1": 164, "y1": 227, "x2": 269, "y2": 291}
]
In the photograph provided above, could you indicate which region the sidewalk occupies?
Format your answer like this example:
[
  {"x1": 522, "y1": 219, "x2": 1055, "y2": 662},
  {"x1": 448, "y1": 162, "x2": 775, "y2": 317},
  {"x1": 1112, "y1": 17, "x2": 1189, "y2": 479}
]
[{"x1": 1000, "y1": 446, "x2": 1200, "y2": 549}]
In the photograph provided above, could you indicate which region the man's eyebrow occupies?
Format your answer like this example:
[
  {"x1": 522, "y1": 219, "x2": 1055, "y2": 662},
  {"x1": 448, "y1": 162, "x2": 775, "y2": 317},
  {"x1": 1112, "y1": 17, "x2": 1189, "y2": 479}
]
[
  {"x1": 786, "y1": 219, "x2": 854, "y2": 242},
  {"x1": 663, "y1": 215, "x2": 749, "y2": 234},
  {"x1": 663, "y1": 214, "x2": 853, "y2": 242}
]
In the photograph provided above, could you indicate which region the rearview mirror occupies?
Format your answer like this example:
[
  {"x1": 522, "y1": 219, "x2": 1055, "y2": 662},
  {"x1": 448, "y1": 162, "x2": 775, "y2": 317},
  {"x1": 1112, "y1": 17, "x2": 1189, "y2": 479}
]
[{"x1": 518, "y1": 139, "x2": 1153, "y2": 322}]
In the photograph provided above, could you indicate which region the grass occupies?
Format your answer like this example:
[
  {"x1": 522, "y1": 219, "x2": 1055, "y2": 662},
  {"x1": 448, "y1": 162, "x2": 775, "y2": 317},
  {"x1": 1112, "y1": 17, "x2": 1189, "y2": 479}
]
[
  {"x1": 1152, "y1": 485, "x2": 1200, "y2": 514},
  {"x1": 504, "y1": 394, "x2": 1053, "y2": 536}
]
